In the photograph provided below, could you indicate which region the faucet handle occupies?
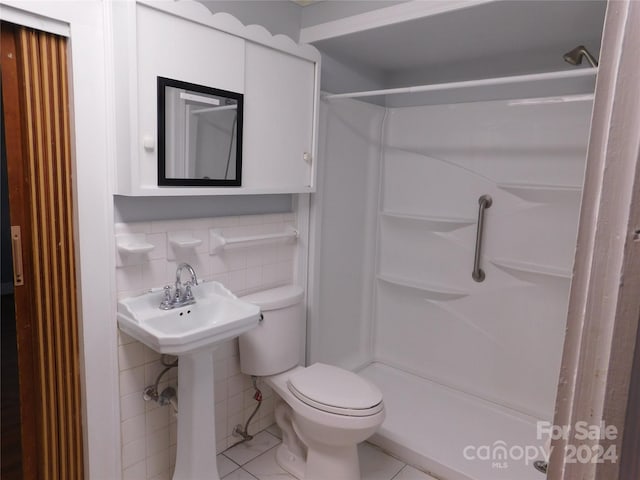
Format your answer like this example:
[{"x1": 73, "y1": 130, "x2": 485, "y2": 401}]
[
  {"x1": 184, "y1": 281, "x2": 194, "y2": 301},
  {"x1": 159, "y1": 285, "x2": 173, "y2": 310}
]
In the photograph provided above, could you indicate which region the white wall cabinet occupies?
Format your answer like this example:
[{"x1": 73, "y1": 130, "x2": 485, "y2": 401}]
[
  {"x1": 110, "y1": 0, "x2": 320, "y2": 196},
  {"x1": 243, "y1": 43, "x2": 316, "y2": 191}
]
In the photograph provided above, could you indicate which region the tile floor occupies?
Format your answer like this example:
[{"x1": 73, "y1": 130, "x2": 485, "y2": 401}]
[{"x1": 216, "y1": 428, "x2": 438, "y2": 480}]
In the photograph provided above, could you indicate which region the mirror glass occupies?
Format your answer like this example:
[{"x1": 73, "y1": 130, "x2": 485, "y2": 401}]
[{"x1": 158, "y1": 77, "x2": 243, "y2": 186}]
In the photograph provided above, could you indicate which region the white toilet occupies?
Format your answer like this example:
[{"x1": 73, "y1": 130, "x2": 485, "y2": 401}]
[{"x1": 239, "y1": 285, "x2": 385, "y2": 480}]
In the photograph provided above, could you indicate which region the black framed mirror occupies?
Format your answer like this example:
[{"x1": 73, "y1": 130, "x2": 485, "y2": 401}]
[{"x1": 158, "y1": 77, "x2": 243, "y2": 186}]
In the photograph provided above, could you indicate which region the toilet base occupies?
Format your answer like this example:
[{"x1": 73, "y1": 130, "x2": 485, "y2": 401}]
[
  {"x1": 264, "y1": 366, "x2": 384, "y2": 480},
  {"x1": 273, "y1": 397, "x2": 364, "y2": 480},
  {"x1": 275, "y1": 430, "x2": 361, "y2": 480},
  {"x1": 274, "y1": 398, "x2": 307, "y2": 479},
  {"x1": 304, "y1": 443, "x2": 360, "y2": 480},
  {"x1": 276, "y1": 442, "x2": 306, "y2": 479}
]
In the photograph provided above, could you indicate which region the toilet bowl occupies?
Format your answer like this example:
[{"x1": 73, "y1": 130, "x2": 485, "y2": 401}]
[{"x1": 239, "y1": 285, "x2": 385, "y2": 480}]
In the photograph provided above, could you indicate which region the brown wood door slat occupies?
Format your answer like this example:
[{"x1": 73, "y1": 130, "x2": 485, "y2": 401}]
[
  {"x1": 1, "y1": 24, "x2": 38, "y2": 480},
  {"x1": 2, "y1": 22, "x2": 84, "y2": 479}
]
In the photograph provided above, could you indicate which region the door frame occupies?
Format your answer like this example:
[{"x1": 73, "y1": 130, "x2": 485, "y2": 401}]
[
  {"x1": 0, "y1": 2, "x2": 121, "y2": 478},
  {"x1": 550, "y1": 1, "x2": 640, "y2": 478}
]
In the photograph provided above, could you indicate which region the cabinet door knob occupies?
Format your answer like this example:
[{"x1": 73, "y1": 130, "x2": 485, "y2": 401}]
[
  {"x1": 303, "y1": 152, "x2": 312, "y2": 164},
  {"x1": 143, "y1": 135, "x2": 155, "y2": 151}
]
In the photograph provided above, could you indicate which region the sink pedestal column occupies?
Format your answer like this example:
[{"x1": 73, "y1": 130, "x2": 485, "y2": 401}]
[{"x1": 172, "y1": 348, "x2": 220, "y2": 480}]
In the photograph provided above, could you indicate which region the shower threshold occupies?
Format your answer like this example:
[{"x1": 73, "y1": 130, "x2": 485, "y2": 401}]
[{"x1": 359, "y1": 363, "x2": 547, "y2": 480}]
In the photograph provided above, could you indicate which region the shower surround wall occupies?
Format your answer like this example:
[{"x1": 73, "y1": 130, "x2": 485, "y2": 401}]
[
  {"x1": 377, "y1": 96, "x2": 591, "y2": 419},
  {"x1": 312, "y1": 94, "x2": 591, "y2": 479},
  {"x1": 310, "y1": 99, "x2": 385, "y2": 370},
  {"x1": 115, "y1": 212, "x2": 296, "y2": 479}
]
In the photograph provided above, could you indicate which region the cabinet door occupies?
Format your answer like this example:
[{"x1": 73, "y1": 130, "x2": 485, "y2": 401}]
[
  {"x1": 243, "y1": 42, "x2": 316, "y2": 191},
  {"x1": 136, "y1": 4, "x2": 245, "y2": 190}
]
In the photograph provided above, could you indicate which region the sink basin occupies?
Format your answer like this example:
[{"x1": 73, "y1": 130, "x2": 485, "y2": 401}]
[{"x1": 117, "y1": 281, "x2": 261, "y2": 355}]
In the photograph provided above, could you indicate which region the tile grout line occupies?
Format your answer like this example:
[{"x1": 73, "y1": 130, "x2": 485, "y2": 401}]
[
  {"x1": 221, "y1": 430, "x2": 281, "y2": 466},
  {"x1": 221, "y1": 452, "x2": 241, "y2": 467}
]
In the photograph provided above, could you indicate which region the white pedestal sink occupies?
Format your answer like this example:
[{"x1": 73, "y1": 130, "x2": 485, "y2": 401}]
[{"x1": 117, "y1": 281, "x2": 261, "y2": 480}]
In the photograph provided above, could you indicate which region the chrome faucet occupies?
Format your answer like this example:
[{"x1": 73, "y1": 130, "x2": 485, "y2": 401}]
[{"x1": 159, "y1": 263, "x2": 198, "y2": 310}]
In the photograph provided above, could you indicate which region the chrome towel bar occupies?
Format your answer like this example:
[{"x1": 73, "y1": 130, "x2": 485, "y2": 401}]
[{"x1": 472, "y1": 195, "x2": 492, "y2": 282}]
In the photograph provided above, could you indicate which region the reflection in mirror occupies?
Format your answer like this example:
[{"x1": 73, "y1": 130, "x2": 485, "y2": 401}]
[{"x1": 158, "y1": 77, "x2": 243, "y2": 186}]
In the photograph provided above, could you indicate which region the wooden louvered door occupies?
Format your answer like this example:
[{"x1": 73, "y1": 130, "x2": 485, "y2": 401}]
[{"x1": 1, "y1": 22, "x2": 83, "y2": 479}]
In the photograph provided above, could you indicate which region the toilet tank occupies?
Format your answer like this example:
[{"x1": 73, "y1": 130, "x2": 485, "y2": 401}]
[{"x1": 239, "y1": 285, "x2": 305, "y2": 376}]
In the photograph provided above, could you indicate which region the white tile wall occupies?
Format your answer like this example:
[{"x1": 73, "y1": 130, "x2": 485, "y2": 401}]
[{"x1": 116, "y1": 213, "x2": 296, "y2": 479}]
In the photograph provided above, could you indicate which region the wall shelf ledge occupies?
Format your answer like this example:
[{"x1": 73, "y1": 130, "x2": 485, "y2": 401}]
[
  {"x1": 497, "y1": 182, "x2": 582, "y2": 203},
  {"x1": 168, "y1": 235, "x2": 203, "y2": 249},
  {"x1": 491, "y1": 258, "x2": 572, "y2": 281},
  {"x1": 377, "y1": 273, "x2": 469, "y2": 300},
  {"x1": 116, "y1": 233, "x2": 155, "y2": 255},
  {"x1": 167, "y1": 233, "x2": 204, "y2": 260},
  {"x1": 381, "y1": 211, "x2": 475, "y2": 232}
]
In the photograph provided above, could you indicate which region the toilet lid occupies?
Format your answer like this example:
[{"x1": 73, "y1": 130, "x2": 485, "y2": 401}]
[{"x1": 287, "y1": 363, "x2": 383, "y2": 417}]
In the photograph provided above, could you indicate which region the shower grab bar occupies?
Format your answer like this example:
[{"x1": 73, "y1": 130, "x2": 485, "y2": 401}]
[{"x1": 472, "y1": 195, "x2": 492, "y2": 282}]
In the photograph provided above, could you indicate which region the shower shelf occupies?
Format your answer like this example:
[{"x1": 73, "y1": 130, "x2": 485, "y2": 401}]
[
  {"x1": 491, "y1": 258, "x2": 572, "y2": 281},
  {"x1": 377, "y1": 273, "x2": 469, "y2": 300},
  {"x1": 497, "y1": 182, "x2": 582, "y2": 203},
  {"x1": 209, "y1": 226, "x2": 298, "y2": 254},
  {"x1": 380, "y1": 211, "x2": 475, "y2": 232}
]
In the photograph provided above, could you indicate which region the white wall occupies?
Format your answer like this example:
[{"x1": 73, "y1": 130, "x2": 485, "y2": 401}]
[
  {"x1": 200, "y1": 0, "x2": 302, "y2": 41},
  {"x1": 199, "y1": 0, "x2": 409, "y2": 41},
  {"x1": 114, "y1": 195, "x2": 292, "y2": 223},
  {"x1": 320, "y1": 53, "x2": 387, "y2": 103},
  {"x1": 300, "y1": 1, "x2": 408, "y2": 29}
]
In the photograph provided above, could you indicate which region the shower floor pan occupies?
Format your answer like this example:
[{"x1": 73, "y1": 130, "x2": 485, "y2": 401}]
[{"x1": 359, "y1": 363, "x2": 547, "y2": 480}]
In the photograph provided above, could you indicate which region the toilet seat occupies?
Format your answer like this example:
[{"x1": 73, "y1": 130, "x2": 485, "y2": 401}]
[{"x1": 287, "y1": 363, "x2": 383, "y2": 417}]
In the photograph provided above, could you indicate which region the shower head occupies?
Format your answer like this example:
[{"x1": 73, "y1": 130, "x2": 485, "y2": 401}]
[{"x1": 563, "y1": 45, "x2": 598, "y2": 68}]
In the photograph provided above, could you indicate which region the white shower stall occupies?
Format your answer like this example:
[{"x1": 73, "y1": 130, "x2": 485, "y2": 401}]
[
  {"x1": 309, "y1": 87, "x2": 593, "y2": 480},
  {"x1": 302, "y1": 3, "x2": 607, "y2": 479}
]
